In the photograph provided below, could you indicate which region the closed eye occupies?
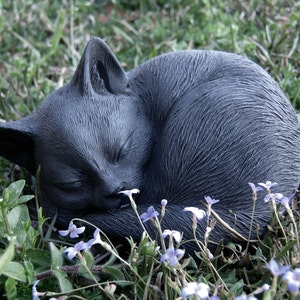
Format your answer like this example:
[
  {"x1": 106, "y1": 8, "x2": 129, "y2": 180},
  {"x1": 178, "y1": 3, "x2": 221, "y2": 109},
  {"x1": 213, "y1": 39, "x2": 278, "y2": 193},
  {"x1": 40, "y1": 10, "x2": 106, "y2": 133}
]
[
  {"x1": 117, "y1": 140, "x2": 130, "y2": 161},
  {"x1": 112, "y1": 133, "x2": 133, "y2": 164},
  {"x1": 54, "y1": 181, "x2": 84, "y2": 191}
]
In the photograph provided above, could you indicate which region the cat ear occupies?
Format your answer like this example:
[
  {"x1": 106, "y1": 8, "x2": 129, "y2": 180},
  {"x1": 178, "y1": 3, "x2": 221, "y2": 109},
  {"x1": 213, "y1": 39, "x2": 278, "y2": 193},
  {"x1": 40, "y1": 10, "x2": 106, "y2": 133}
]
[
  {"x1": 0, "y1": 116, "x2": 37, "y2": 174},
  {"x1": 72, "y1": 37, "x2": 128, "y2": 95}
]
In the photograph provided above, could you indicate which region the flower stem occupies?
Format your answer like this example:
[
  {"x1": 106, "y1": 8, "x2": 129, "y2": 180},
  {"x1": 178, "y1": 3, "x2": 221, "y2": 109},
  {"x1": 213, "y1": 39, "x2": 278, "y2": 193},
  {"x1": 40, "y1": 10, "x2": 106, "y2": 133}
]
[{"x1": 246, "y1": 191, "x2": 257, "y2": 252}]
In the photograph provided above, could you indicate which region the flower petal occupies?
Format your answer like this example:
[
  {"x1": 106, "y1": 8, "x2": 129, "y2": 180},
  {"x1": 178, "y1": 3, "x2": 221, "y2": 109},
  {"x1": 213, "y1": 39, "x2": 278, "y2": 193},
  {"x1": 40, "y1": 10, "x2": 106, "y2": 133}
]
[
  {"x1": 161, "y1": 199, "x2": 168, "y2": 207},
  {"x1": 204, "y1": 196, "x2": 219, "y2": 205},
  {"x1": 32, "y1": 280, "x2": 40, "y2": 300},
  {"x1": 58, "y1": 229, "x2": 70, "y2": 237},
  {"x1": 140, "y1": 206, "x2": 159, "y2": 222},
  {"x1": 118, "y1": 189, "x2": 140, "y2": 197},
  {"x1": 182, "y1": 282, "x2": 198, "y2": 298}
]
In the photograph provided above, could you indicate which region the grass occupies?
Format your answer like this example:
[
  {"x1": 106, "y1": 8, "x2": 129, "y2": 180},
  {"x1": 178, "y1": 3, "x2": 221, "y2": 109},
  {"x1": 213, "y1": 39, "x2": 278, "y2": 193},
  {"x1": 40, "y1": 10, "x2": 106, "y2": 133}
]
[{"x1": 0, "y1": 0, "x2": 299, "y2": 299}]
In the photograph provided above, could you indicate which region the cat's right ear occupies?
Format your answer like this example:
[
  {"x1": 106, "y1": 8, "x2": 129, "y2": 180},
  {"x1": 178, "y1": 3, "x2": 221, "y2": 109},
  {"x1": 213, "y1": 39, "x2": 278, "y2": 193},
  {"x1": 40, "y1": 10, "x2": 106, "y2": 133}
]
[{"x1": 0, "y1": 115, "x2": 37, "y2": 174}]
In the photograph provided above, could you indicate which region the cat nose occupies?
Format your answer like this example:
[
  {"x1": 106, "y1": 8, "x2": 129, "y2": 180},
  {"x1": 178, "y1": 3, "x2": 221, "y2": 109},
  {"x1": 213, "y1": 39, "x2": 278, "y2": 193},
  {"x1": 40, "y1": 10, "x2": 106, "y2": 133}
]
[
  {"x1": 112, "y1": 182, "x2": 126, "y2": 195},
  {"x1": 101, "y1": 180, "x2": 127, "y2": 196}
]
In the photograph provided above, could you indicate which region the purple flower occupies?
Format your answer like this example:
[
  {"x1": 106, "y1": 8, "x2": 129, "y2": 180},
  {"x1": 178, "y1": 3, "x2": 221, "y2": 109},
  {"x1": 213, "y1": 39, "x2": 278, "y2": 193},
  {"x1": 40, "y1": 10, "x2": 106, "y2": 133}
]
[
  {"x1": 183, "y1": 207, "x2": 206, "y2": 220},
  {"x1": 162, "y1": 229, "x2": 182, "y2": 244},
  {"x1": 160, "y1": 246, "x2": 185, "y2": 266},
  {"x1": 264, "y1": 193, "x2": 283, "y2": 203},
  {"x1": 266, "y1": 259, "x2": 290, "y2": 276},
  {"x1": 283, "y1": 268, "x2": 300, "y2": 293},
  {"x1": 258, "y1": 181, "x2": 278, "y2": 191},
  {"x1": 32, "y1": 280, "x2": 40, "y2": 300},
  {"x1": 161, "y1": 199, "x2": 168, "y2": 207},
  {"x1": 248, "y1": 182, "x2": 263, "y2": 193},
  {"x1": 64, "y1": 241, "x2": 88, "y2": 260},
  {"x1": 181, "y1": 282, "x2": 210, "y2": 299},
  {"x1": 59, "y1": 222, "x2": 85, "y2": 238},
  {"x1": 204, "y1": 196, "x2": 219, "y2": 206},
  {"x1": 140, "y1": 206, "x2": 159, "y2": 223},
  {"x1": 279, "y1": 193, "x2": 294, "y2": 208},
  {"x1": 87, "y1": 228, "x2": 102, "y2": 248},
  {"x1": 118, "y1": 188, "x2": 140, "y2": 198},
  {"x1": 261, "y1": 284, "x2": 270, "y2": 291},
  {"x1": 280, "y1": 196, "x2": 290, "y2": 207}
]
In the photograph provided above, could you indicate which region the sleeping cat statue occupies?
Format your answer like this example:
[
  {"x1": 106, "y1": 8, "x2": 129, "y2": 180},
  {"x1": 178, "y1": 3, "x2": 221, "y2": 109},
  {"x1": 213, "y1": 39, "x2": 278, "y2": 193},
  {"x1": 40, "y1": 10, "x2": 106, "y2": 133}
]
[{"x1": 0, "y1": 37, "x2": 299, "y2": 252}]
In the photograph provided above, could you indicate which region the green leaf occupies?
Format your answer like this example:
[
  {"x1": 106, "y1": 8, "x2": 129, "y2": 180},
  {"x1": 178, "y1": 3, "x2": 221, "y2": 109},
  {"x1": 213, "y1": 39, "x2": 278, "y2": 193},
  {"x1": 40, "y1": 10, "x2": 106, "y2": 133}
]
[
  {"x1": 82, "y1": 250, "x2": 95, "y2": 270},
  {"x1": 18, "y1": 195, "x2": 34, "y2": 205},
  {"x1": 275, "y1": 240, "x2": 297, "y2": 261},
  {"x1": 2, "y1": 180, "x2": 26, "y2": 208},
  {"x1": 78, "y1": 251, "x2": 97, "y2": 280},
  {"x1": 102, "y1": 265, "x2": 125, "y2": 282},
  {"x1": 23, "y1": 260, "x2": 35, "y2": 283},
  {"x1": 5, "y1": 277, "x2": 17, "y2": 300},
  {"x1": 225, "y1": 242, "x2": 242, "y2": 251},
  {"x1": 290, "y1": 13, "x2": 299, "y2": 22},
  {"x1": 7, "y1": 204, "x2": 30, "y2": 230},
  {"x1": 52, "y1": 269, "x2": 73, "y2": 292},
  {"x1": 49, "y1": 242, "x2": 63, "y2": 268},
  {"x1": 0, "y1": 239, "x2": 15, "y2": 275},
  {"x1": 228, "y1": 279, "x2": 244, "y2": 295},
  {"x1": 1, "y1": 188, "x2": 10, "y2": 208},
  {"x1": 24, "y1": 249, "x2": 51, "y2": 268},
  {"x1": 3, "y1": 261, "x2": 27, "y2": 282},
  {"x1": 7, "y1": 205, "x2": 30, "y2": 246}
]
